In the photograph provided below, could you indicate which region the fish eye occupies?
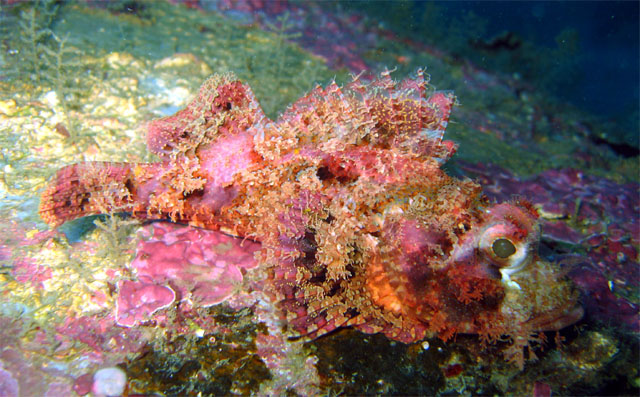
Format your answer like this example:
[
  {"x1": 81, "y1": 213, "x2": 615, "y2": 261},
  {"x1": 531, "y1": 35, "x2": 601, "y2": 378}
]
[
  {"x1": 492, "y1": 238, "x2": 516, "y2": 258},
  {"x1": 478, "y1": 224, "x2": 531, "y2": 273}
]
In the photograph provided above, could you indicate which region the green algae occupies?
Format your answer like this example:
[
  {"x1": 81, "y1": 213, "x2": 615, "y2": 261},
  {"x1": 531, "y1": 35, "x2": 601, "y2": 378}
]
[
  {"x1": 40, "y1": 1, "x2": 343, "y2": 119},
  {"x1": 5, "y1": 0, "x2": 59, "y2": 85}
]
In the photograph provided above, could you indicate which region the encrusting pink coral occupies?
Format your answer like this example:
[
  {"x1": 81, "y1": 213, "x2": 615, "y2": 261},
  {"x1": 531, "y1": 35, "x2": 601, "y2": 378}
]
[
  {"x1": 115, "y1": 222, "x2": 261, "y2": 326},
  {"x1": 40, "y1": 70, "x2": 583, "y2": 367},
  {"x1": 115, "y1": 280, "x2": 175, "y2": 327}
]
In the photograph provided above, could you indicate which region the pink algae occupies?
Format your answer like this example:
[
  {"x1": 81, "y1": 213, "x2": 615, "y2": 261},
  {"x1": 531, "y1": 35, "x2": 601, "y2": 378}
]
[
  {"x1": 116, "y1": 222, "x2": 261, "y2": 326},
  {"x1": 115, "y1": 280, "x2": 176, "y2": 327},
  {"x1": 0, "y1": 366, "x2": 19, "y2": 397}
]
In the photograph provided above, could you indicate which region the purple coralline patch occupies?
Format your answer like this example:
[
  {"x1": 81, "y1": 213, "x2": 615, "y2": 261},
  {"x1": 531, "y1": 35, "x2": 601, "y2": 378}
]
[
  {"x1": 73, "y1": 373, "x2": 94, "y2": 396},
  {"x1": 0, "y1": 366, "x2": 19, "y2": 397},
  {"x1": 116, "y1": 280, "x2": 176, "y2": 327},
  {"x1": 56, "y1": 315, "x2": 147, "y2": 357},
  {"x1": 10, "y1": 258, "x2": 52, "y2": 289},
  {"x1": 208, "y1": 0, "x2": 374, "y2": 72},
  {"x1": 460, "y1": 161, "x2": 639, "y2": 330},
  {"x1": 0, "y1": 316, "x2": 78, "y2": 397},
  {"x1": 44, "y1": 381, "x2": 74, "y2": 397},
  {"x1": 126, "y1": 222, "x2": 261, "y2": 310},
  {"x1": 0, "y1": 220, "x2": 57, "y2": 289},
  {"x1": 568, "y1": 262, "x2": 639, "y2": 331}
]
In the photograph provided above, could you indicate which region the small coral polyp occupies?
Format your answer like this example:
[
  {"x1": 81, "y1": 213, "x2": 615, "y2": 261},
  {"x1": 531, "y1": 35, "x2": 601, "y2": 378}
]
[{"x1": 39, "y1": 70, "x2": 582, "y2": 366}]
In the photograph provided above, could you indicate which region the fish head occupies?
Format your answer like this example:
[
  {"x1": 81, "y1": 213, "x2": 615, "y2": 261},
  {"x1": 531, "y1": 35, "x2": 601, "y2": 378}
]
[
  {"x1": 451, "y1": 201, "x2": 584, "y2": 334},
  {"x1": 365, "y1": 199, "x2": 583, "y2": 344}
]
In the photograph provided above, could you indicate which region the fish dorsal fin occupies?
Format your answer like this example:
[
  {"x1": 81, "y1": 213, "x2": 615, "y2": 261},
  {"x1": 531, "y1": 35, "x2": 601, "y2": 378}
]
[
  {"x1": 351, "y1": 70, "x2": 457, "y2": 159},
  {"x1": 146, "y1": 73, "x2": 267, "y2": 158},
  {"x1": 267, "y1": 70, "x2": 456, "y2": 156}
]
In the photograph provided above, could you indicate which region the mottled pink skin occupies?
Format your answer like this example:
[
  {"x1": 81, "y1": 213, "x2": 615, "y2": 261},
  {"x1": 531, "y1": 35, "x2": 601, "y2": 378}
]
[
  {"x1": 127, "y1": 222, "x2": 260, "y2": 309},
  {"x1": 135, "y1": 132, "x2": 259, "y2": 218},
  {"x1": 198, "y1": 131, "x2": 257, "y2": 186},
  {"x1": 189, "y1": 131, "x2": 259, "y2": 217},
  {"x1": 115, "y1": 280, "x2": 176, "y2": 327},
  {"x1": 146, "y1": 78, "x2": 266, "y2": 158}
]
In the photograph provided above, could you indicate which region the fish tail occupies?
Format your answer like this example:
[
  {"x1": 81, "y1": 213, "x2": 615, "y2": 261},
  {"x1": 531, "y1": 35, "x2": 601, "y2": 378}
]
[{"x1": 39, "y1": 161, "x2": 138, "y2": 227}]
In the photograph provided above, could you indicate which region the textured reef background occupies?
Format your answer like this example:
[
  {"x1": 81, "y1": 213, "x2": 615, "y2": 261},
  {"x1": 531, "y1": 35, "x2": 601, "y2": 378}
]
[{"x1": 0, "y1": 1, "x2": 638, "y2": 396}]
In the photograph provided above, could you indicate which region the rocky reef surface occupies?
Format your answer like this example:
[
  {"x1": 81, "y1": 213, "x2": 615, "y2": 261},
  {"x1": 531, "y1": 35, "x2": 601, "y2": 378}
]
[{"x1": 0, "y1": 1, "x2": 637, "y2": 396}]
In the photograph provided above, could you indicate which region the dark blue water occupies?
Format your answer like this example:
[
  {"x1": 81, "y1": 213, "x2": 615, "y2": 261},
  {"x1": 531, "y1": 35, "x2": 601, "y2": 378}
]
[
  {"x1": 352, "y1": 1, "x2": 639, "y2": 145},
  {"x1": 441, "y1": 1, "x2": 639, "y2": 119}
]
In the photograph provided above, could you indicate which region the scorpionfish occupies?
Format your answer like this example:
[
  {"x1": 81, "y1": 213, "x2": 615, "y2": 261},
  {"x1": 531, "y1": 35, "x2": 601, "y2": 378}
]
[{"x1": 40, "y1": 70, "x2": 583, "y2": 366}]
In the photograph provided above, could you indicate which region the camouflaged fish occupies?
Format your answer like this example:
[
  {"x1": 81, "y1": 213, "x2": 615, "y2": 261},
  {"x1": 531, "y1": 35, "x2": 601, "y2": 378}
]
[{"x1": 40, "y1": 70, "x2": 583, "y2": 366}]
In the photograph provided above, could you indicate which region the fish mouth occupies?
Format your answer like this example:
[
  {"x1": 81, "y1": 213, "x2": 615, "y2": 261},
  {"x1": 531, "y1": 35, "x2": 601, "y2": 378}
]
[{"x1": 525, "y1": 304, "x2": 584, "y2": 331}]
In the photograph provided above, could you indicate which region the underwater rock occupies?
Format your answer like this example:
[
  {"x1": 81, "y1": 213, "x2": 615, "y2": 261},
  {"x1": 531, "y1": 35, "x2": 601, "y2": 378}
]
[{"x1": 92, "y1": 367, "x2": 127, "y2": 397}]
